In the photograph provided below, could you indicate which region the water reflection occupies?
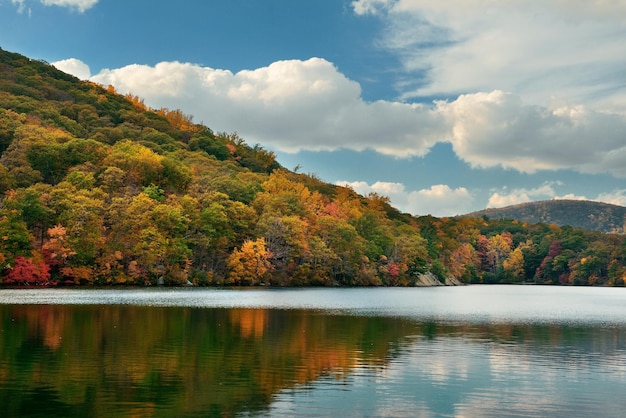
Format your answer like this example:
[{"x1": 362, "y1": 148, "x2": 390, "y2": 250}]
[
  {"x1": 0, "y1": 302, "x2": 625, "y2": 417},
  {"x1": 0, "y1": 305, "x2": 411, "y2": 417},
  {"x1": 265, "y1": 324, "x2": 626, "y2": 418}
]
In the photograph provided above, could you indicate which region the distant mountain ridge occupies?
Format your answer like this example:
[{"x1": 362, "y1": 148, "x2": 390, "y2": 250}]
[{"x1": 460, "y1": 200, "x2": 626, "y2": 233}]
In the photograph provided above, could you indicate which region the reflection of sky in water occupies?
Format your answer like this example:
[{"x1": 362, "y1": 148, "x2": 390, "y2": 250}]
[
  {"x1": 262, "y1": 334, "x2": 626, "y2": 418},
  {"x1": 2, "y1": 286, "x2": 626, "y2": 326}
]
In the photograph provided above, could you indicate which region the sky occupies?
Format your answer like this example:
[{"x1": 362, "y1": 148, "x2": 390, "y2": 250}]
[{"x1": 1, "y1": 0, "x2": 626, "y2": 217}]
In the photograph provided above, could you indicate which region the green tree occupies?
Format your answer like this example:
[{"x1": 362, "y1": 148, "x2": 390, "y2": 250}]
[{"x1": 0, "y1": 205, "x2": 34, "y2": 269}]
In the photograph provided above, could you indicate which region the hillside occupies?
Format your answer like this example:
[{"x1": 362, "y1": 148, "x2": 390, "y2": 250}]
[
  {"x1": 461, "y1": 200, "x2": 626, "y2": 233},
  {"x1": 1, "y1": 47, "x2": 625, "y2": 287}
]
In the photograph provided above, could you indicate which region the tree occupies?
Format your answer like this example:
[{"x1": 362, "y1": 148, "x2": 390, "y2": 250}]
[
  {"x1": 102, "y1": 140, "x2": 164, "y2": 189},
  {"x1": 226, "y1": 238, "x2": 272, "y2": 285},
  {"x1": 42, "y1": 224, "x2": 75, "y2": 267},
  {"x1": 156, "y1": 108, "x2": 202, "y2": 134},
  {"x1": 315, "y1": 216, "x2": 364, "y2": 283},
  {"x1": 353, "y1": 212, "x2": 393, "y2": 261},
  {"x1": 448, "y1": 242, "x2": 478, "y2": 283},
  {"x1": 51, "y1": 184, "x2": 106, "y2": 267},
  {"x1": 386, "y1": 228, "x2": 429, "y2": 284},
  {"x1": 98, "y1": 166, "x2": 126, "y2": 196},
  {"x1": 503, "y1": 247, "x2": 525, "y2": 280},
  {"x1": 489, "y1": 233, "x2": 513, "y2": 272},
  {"x1": 535, "y1": 240, "x2": 563, "y2": 284},
  {"x1": 0, "y1": 206, "x2": 34, "y2": 264},
  {"x1": 3, "y1": 186, "x2": 55, "y2": 246},
  {"x1": 306, "y1": 235, "x2": 335, "y2": 285},
  {"x1": 253, "y1": 170, "x2": 314, "y2": 217},
  {"x1": 4, "y1": 254, "x2": 51, "y2": 285},
  {"x1": 42, "y1": 224, "x2": 96, "y2": 284}
]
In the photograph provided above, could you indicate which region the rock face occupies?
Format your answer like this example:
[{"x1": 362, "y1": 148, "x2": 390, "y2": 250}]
[
  {"x1": 445, "y1": 276, "x2": 463, "y2": 286},
  {"x1": 413, "y1": 272, "x2": 463, "y2": 286}
]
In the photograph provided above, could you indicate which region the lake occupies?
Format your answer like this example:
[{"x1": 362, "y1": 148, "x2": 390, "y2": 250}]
[{"x1": 1, "y1": 286, "x2": 625, "y2": 417}]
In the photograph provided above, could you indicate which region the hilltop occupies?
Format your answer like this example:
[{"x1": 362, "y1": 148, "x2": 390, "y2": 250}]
[
  {"x1": 461, "y1": 200, "x2": 626, "y2": 233},
  {"x1": 1, "y1": 47, "x2": 625, "y2": 287}
]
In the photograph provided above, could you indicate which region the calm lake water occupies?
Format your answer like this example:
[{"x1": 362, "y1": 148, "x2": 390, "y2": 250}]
[{"x1": 1, "y1": 286, "x2": 625, "y2": 417}]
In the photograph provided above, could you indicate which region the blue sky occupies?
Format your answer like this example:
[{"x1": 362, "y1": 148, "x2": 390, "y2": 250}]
[{"x1": 2, "y1": 0, "x2": 626, "y2": 217}]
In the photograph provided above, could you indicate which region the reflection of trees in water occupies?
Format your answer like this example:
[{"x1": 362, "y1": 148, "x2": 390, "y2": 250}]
[
  {"x1": 0, "y1": 305, "x2": 624, "y2": 417},
  {"x1": 0, "y1": 305, "x2": 412, "y2": 417}
]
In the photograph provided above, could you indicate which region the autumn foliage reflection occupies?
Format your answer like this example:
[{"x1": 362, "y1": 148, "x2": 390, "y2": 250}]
[
  {"x1": 0, "y1": 304, "x2": 408, "y2": 416},
  {"x1": 2, "y1": 303, "x2": 624, "y2": 417}
]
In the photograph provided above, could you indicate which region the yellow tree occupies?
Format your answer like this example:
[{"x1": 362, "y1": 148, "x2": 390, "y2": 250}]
[
  {"x1": 102, "y1": 140, "x2": 163, "y2": 188},
  {"x1": 329, "y1": 186, "x2": 363, "y2": 221},
  {"x1": 503, "y1": 247, "x2": 525, "y2": 280},
  {"x1": 226, "y1": 238, "x2": 272, "y2": 285},
  {"x1": 156, "y1": 108, "x2": 202, "y2": 133},
  {"x1": 254, "y1": 170, "x2": 314, "y2": 218},
  {"x1": 488, "y1": 233, "x2": 513, "y2": 274}
]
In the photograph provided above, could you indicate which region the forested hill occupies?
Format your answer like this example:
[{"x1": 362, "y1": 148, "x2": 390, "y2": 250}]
[
  {"x1": 461, "y1": 200, "x2": 626, "y2": 233},
  {"x1": 1, "y1": 47, "x2": 626, "y2": 287}
]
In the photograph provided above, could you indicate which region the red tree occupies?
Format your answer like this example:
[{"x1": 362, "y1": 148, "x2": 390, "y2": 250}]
[{"x1": 4, "y1": 256, "x2": 52, "y2": 285}]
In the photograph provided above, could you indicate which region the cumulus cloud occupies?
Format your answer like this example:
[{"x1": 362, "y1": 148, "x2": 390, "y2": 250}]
[
  {"x1": 594, "y1": 190, "x2": 626, "y2": 207},
  {"x1": 438, "y1": 90, "x2": 626, "y2": 175},
  {"x1": 52, "y1": 58, "x2": 91, "y2": 79},
  {"x1": 11, "y1": 0, "x2": 97, "y2": 13},
  {"x1": 486, "y1": 182, "x2": 595, "y2": 209},
  {"x1": 337, "y1": 180, "x2": 473, "y2": 217},
  {"x1": 47, "y1": 56, "x2": 626, "y2": 179},
  {"x1": 487, "y1": 184, "x2": 558, "y2": 209},
  {"x1": 351, "y1": 0, "x2": 626, "y2": 111},
  {"x1": 557, "y1": 194, "x2": 588, "y2": 202},
  {"x1": 90, "y1": 58, "x2": 446, "y2": 157}
]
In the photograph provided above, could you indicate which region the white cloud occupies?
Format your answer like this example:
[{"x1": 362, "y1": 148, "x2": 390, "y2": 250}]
[
  {"x1": 487, "y1": 183, "x2": 556, "y2": 208},
  {"x1": 351, "y1": 0, "x2": 626, "y2": 112},
  {"x1": 438, "y1": 90, "x2": 626, "y2": 175},
  {"x1": 351, "y1": 0, "x2": 394, "y2": 16},
  {"x1": 411, "y1": 184, "x2": 473, "y2": 217},
  {"x1": 554, "y1": 194, "x2": 587, "y2": 202},
  {"x1": 11, "y1": 0, "x2": 30, "y2": 14},
  {"x1": 594, "y1": 190, "x2": 626, "y2": 207},
  {"x1": 90, "y1": 58, "x2": 446, "y2": 157},
  {"x1": 486, "y1": 182, "x2": 589, "y2": 209},
  {"x1": 337, "y1": 180, "x2": 473, "y2": 217},
  {"x1": 487, "y1": 193, "x2": 529, "y2": 209},
  {"x1": 40, "y1": 0, "x2": 97, "y2": 12},
  {"x1": 485, "y1": 184, "x2": 626, "y2": 210},
  {"x1": 11, "y1": 0, "x2": 23, "y2": 11},
  {"x1": 62, "y1": 57, "x2": 626, "y2": 178},
  {"x1": 10, "y1": 0, "x2": 97, "y2": 13},
  {"x1": 52, "y1": 58, "x2": 91, "y2": 79}
]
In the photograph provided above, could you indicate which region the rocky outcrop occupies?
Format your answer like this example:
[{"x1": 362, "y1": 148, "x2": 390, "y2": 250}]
[
  {"x1": 445, "y1": 276, "x2": 463, "y2": 286},
  {"x1": 414, "y1": 272, "x2": 463, "y2": 286}
]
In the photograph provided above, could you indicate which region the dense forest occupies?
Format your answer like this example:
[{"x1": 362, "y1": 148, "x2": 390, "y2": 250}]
[
  {"x1": 463, "y1": 200, "x2": 626, "y2": 234},
  {"x1": 1, "y1": 47, "x2": 625, "y2": 287}
]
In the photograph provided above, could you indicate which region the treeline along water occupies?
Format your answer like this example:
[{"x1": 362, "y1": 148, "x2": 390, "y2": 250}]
[{"x1": 1, "y1": 286, "x2": 626, "y2": 417}]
